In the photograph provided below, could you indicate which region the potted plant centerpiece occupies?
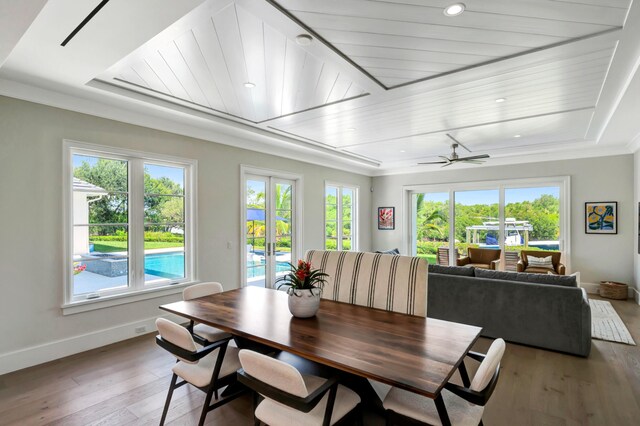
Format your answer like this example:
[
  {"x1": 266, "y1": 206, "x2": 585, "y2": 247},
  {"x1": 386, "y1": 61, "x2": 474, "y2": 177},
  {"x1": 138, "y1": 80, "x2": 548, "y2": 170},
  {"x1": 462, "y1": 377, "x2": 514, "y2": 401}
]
[{"x1": 276, "y1": 260, "x2": 328, "y2": 318}]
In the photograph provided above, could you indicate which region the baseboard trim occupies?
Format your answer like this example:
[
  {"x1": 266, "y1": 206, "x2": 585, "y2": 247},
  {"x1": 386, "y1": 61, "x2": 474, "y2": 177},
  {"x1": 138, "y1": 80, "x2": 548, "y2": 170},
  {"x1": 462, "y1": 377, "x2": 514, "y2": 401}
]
[
  {"x1": 0, "y1": 313, "x2": 185, "y2": 375},
  {"x1": 581, "y1": 281, "x2": 640, "y2": 303}
]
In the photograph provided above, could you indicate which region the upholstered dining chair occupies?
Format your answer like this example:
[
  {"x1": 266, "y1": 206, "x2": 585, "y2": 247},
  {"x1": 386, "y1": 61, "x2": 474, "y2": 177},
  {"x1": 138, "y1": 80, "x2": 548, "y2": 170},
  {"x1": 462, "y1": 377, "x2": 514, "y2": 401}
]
[
  {"x1": 237, "y1": 349, "x2": 362, "y2": 426},
  {"x1": 183, "y1": 282, "x2": 232, "y2": 345},
  {"x1": 384, "y1": 338, "x2": 506, "y2": 426},
  {"x1": 155, "y1": 318, "x2": 243, "y2": 426}
]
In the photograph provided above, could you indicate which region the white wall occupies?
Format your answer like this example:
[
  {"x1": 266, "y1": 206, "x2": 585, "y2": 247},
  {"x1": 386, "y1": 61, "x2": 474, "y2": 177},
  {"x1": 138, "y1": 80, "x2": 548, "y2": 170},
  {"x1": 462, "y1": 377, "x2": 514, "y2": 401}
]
[
  {"x1": 371, "y1": 155, "x2": 635, "y2": 288},
  {"x1": 0, "y1": 96, "x2": 372, "y2": 372}
]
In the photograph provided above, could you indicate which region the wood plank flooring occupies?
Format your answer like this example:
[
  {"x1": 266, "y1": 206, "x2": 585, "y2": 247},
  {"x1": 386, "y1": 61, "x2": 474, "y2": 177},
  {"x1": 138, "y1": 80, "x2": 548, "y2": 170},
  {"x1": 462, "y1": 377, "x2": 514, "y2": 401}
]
[{"x1": 0, "y1": 295, "x2": 638, "y2": 425}]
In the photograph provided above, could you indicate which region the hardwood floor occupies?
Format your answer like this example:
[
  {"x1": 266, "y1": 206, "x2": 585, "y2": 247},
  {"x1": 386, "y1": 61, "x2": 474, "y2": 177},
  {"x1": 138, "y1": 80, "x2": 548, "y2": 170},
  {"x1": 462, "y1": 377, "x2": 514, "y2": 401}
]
[{"x1": 0, "y1": 296, "x2": 638, "y2": 425}]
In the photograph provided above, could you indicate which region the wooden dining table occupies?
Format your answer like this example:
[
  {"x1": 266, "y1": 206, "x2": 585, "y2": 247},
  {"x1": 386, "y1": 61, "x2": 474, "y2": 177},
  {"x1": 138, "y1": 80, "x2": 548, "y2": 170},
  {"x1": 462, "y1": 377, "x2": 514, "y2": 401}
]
[{"x1": 159, "y1": 286, "x2": 482, "y2": 425}]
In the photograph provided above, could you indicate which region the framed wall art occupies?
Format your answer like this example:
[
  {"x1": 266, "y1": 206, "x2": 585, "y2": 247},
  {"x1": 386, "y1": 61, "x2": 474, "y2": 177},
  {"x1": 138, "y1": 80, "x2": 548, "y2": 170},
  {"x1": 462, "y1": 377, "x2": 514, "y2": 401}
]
[
  {"x1": 378, "y1": 207, "x2": 395, "y2": 230},
  {"x1": 585, "y1": 201, "x2": 617, "y2": 234}
]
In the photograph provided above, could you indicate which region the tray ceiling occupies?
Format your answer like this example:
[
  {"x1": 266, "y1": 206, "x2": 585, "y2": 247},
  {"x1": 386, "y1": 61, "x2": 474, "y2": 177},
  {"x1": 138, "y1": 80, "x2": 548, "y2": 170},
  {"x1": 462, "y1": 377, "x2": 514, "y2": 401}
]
[
  {"x1": 100, "y1": 1, "x2": 369, "y2": 123},
  {"x1": 273, "y1": 0, "x2": 630, "y2": 88}
]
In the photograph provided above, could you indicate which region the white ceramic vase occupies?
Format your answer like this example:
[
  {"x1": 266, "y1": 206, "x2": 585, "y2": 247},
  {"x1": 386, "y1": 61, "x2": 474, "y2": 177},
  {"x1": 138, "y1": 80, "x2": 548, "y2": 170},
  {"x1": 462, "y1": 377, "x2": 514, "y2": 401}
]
[{"x1": 288, "y1": 288, "x2": 322, "y2": 318}]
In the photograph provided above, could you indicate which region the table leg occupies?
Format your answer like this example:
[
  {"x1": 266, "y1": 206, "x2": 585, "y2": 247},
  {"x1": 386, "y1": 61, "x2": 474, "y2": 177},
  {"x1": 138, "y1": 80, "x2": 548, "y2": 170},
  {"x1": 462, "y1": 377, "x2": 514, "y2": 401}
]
[{"x1": 434, "y1": 394, "x2": 451, "y2": 426}]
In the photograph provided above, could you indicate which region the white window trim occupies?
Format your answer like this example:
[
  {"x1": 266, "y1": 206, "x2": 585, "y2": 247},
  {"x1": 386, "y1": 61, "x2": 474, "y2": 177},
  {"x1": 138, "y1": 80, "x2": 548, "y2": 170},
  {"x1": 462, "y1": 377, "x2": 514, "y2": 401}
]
[
  {"x1": 324, "y1": 182, "x2": 359, "y2": 251},
  {"x1": 403, "y1": 176, "x2": 571, "y2": 271},
  {"x1": 62, "y1": 140, "x2": 198, "y2": 312}
]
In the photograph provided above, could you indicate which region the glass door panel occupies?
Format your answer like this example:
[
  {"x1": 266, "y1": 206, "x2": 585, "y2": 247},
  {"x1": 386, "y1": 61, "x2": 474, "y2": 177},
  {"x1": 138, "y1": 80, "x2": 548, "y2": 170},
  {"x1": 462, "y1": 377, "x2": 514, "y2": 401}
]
[
  {"x1": 274, "y1": 181, "x2": 293, "y2": 281},
  {"x1": 413, "y1": 192, "x2": 450, "y2": 265},
  {"x1": 246, "y1": 178, "x2": 267, "y2": 287},
  {"x1": 454, "y1": 190, "x2": 500, "y2": 262},
  {"x1": 505, "y1": 186, "x2": 561, "y2": 270}
]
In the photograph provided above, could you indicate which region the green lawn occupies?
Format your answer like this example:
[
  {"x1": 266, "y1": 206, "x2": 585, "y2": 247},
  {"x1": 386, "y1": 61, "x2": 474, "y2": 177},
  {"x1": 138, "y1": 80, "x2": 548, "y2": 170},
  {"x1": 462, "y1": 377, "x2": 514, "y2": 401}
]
[
  {"x1": 91, "y1": 241, "x2": 183, "y2": 253},
  {"x1": 417, "y1": 254, "x2": 437, "y2": 264}
]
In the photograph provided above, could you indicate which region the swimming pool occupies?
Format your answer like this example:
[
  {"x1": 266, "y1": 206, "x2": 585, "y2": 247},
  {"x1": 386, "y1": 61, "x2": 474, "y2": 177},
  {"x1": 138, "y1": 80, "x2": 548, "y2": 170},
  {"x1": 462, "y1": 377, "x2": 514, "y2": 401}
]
[{"x1": 145, "y1": 252, "x2": 185, "y2": 279}]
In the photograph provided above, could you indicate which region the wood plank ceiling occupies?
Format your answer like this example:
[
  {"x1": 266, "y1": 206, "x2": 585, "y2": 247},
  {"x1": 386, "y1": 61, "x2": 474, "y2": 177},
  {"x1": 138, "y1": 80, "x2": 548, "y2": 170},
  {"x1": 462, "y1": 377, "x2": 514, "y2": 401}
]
[
  {"x1": 101, "y1": 0, "x2": 368, "y2": 123},
  {"x1": 97, "y1": 0, "x2": 634, "y2": 169}
]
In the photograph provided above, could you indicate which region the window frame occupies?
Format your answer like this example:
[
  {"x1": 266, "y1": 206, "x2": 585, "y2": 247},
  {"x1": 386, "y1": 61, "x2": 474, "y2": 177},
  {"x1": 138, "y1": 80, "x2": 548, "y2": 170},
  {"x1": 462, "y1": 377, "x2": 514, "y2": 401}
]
[
  {"x1": 324, "y1": 182, "x2": 359, "y2": 251},
  {"x1": 404, "y1": 176, "x2": 570, "y2": 270},
  {"x1": 63, "y1": 140, "x2": 197, "y2": 309}
]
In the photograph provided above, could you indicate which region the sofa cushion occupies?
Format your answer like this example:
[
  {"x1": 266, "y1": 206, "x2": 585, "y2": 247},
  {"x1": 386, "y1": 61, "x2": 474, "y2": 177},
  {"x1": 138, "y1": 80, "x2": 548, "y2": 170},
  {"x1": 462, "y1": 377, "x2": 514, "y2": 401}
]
[
  {"x1": 428, "y1": 264, "x2": 475, "y2": 277},
  {"x1": 474, "y1": 268, "x2": 577, "y2": 287}
]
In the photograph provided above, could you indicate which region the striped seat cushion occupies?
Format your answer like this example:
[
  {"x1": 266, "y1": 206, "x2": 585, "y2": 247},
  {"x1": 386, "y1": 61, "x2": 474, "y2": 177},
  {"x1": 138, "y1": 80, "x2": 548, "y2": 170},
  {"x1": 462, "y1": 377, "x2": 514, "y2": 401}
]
[{"x1": 305, "y1": 250, "x2": 428, "y2": 317}]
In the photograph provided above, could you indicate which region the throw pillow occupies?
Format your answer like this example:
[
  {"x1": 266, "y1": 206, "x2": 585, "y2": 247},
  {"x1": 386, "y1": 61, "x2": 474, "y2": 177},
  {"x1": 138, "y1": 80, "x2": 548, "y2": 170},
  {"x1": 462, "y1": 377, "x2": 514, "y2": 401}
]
[{"x1": 526, "y1": 255, "x2": 554, "y2": 270}]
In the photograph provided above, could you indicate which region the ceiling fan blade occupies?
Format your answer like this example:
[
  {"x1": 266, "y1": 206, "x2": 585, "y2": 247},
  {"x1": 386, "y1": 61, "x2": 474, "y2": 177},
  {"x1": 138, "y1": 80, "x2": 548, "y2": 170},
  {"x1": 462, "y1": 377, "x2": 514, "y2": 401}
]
[
  {"x1": 418, "y1": 160, "x2": 448, "y2": 165},
  {"x1": 460, "y1": 154, "x2": 490, "y2": 161},
  {"x1": 446, "y1": 133, "x2": 471, "y2": 152},
  {"x1": 441, "y1": 162, "x2": 455, "y2": 168}
]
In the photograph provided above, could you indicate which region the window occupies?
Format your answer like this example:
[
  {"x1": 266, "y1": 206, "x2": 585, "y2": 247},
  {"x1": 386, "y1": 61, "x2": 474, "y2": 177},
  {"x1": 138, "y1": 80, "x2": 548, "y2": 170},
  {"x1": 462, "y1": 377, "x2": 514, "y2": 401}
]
[
  {"x1": 408, "y1": 178, "x2": 569, "y2": 269},
  {"x1": 66, "y1": 142, "x2": 195, "y2": 304},
  {"x1": 325, "y1": 183, "x2": 358, "y2": 251}
]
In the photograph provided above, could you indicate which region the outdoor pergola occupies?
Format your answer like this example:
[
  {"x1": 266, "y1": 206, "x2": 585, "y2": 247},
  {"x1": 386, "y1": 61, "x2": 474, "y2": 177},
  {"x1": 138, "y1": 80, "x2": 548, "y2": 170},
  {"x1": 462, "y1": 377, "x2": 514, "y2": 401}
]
[{"x1": 465, "y1": 219, "x2": 534, "y2": 246}]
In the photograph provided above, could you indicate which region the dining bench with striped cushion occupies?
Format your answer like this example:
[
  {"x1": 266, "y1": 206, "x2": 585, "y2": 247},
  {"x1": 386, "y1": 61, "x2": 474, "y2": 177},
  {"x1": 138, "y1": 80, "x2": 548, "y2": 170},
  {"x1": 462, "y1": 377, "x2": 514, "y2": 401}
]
[{"x1": 304, "y1": 250, "x2": 428, "y2": 317}]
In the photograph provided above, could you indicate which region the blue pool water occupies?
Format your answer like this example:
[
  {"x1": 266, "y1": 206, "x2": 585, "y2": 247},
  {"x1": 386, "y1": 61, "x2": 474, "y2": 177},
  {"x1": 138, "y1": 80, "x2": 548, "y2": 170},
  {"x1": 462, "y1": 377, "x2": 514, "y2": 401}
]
[
  {"x1": 145, "y1": 252, "x2": 185, "y2": 279},
  {"x1": 247, "y1": 262, "x2": 290, "y2": 278}
]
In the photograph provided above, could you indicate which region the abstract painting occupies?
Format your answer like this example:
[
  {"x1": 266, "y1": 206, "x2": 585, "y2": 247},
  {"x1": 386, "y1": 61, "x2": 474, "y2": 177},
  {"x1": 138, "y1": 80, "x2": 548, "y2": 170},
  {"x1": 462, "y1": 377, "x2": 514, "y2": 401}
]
[
  {"x1": 585, "y1": 202, "x2": 617, "y2": 234},
  {"x1": 378, "y1": 207, "x2": 395, "y2": 230}
]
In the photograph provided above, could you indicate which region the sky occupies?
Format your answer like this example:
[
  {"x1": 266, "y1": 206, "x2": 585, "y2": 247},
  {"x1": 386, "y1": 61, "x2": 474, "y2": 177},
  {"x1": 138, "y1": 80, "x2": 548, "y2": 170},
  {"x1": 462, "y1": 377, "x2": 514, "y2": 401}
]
[{"x1": 420, "y1": 186, "x2": 560, "y2": 205}]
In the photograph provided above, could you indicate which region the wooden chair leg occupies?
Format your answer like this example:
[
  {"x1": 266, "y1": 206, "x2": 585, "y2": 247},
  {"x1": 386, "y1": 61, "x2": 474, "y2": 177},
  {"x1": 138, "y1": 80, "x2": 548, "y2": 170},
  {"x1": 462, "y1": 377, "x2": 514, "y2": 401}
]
[
  {"x1": 198, "y1": 387, "x2": 216, "y2": 426},
  {"x1": 159, "y1": 374, "x2": 178, "y2": 426}
]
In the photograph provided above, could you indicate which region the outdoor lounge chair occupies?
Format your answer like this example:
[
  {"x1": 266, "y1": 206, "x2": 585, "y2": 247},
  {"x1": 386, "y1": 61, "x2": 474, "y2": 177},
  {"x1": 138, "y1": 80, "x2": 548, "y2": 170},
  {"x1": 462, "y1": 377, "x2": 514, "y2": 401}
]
[{"x1": 457, "y1": 247, "x2": 501, "y2": 270}]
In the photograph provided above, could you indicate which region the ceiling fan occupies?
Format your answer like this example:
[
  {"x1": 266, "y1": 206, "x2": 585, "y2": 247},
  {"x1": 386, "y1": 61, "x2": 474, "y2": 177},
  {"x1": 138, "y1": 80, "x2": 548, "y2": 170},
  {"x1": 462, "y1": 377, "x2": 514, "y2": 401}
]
[{"x1": 418, "y1": 134, "x2": 490, "y2": 167}]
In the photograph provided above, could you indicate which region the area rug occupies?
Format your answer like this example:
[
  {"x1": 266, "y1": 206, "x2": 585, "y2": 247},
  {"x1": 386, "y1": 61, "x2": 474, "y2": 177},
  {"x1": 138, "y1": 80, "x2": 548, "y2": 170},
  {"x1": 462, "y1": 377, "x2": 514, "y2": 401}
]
[{"x1": 589, "y1": 300, "x2": 636, "y2": 345}]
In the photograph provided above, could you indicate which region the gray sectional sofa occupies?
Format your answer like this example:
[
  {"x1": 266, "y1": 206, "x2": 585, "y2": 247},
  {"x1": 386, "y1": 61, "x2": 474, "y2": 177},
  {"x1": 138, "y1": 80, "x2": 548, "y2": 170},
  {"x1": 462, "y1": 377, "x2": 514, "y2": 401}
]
[{"x1": 427, "y1": 265, "x2": 591, "y2": 357}]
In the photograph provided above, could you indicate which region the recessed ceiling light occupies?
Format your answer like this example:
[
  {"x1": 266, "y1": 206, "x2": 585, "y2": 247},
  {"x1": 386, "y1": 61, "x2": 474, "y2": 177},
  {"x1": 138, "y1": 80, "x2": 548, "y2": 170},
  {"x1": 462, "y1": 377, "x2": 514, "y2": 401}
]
[
  {"x1": 243, "y1": 82, "x2": 256, "y2": 88},
  {"x1": 495, "y1": 98, "x2": 506, "y2": 103},
  {"x1": 443, "y1": 3, "x2": 465, "y2": 16},
  {"x1": 400, "y1": 150, "x2": 406, "y2": 153},
  {"x1": 346, "y1": 127, "x2": 356, "y2": 132},
  {"x1": 514, "y1": 134, "x2": 521, "y2": 138},
  {"x1": 296, "y1": 34, "x2": 313, "y2": 46}
]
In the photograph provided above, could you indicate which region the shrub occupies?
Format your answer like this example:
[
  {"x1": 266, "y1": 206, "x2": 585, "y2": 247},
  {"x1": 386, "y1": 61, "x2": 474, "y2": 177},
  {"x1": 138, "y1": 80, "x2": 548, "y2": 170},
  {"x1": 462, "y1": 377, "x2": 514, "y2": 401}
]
[{"x1": 91, "y1": 231, "x2": 184, "y2": 243}]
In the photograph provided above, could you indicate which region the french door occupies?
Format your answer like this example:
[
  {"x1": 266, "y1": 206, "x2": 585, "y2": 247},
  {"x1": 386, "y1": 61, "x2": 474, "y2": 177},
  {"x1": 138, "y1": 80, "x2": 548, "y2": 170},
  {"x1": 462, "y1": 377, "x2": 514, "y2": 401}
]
[{"x1": 243, "y1": 171, "x2": 297, "y2": 288}]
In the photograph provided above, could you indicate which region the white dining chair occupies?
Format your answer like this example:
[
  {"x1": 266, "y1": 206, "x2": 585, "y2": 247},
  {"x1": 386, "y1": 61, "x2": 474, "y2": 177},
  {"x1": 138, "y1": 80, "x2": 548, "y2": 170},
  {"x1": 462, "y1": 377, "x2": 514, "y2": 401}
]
[
  {"x1": 155, "y1": 318, "x2": 243, "y2": 426},
  {"x1": 237, "y1": 349, "x2": 362, "y2": 426},
  {"x1": 384, "y1": 338, "x2": 506, "y2": 426},
  {"x1": 183, "y1": 282, "x2": 232, "y2": 344}
]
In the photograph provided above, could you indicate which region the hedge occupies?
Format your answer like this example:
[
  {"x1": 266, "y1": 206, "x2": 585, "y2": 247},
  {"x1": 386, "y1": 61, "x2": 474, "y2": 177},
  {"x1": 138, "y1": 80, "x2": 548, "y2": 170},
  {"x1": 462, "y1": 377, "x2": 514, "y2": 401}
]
[{"x1": 91, "y1": 231, "x2": 184, "y2": 243}]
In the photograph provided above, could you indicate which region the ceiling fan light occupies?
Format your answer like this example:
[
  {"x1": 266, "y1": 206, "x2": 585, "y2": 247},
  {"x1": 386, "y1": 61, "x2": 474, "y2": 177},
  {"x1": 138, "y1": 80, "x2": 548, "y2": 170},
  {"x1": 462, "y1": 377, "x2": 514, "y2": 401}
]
[
  {"x1": 443, "y1": 3, "x2": 465, "y2": 17},
  {"x1": 243, "y1": 82, "x2": 256, "y2": 88}
]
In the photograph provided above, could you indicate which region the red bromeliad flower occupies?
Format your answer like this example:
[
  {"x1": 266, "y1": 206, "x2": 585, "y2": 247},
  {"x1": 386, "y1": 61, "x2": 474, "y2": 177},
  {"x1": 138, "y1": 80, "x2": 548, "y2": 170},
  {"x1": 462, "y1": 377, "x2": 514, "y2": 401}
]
[{"x1": 276, "y1": 259, "x2": 328, "y2": 294}]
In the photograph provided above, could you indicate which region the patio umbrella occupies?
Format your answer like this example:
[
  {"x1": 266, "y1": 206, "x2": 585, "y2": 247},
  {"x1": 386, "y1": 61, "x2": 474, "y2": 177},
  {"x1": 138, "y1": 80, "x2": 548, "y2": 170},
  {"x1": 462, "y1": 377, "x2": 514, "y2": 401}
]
[
  {"x1": 246, "y1": 208, "x2": 288, "y2": 222},
  {"x1": 246, "y1": 208, "x2": 289, "y2": 252}
]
